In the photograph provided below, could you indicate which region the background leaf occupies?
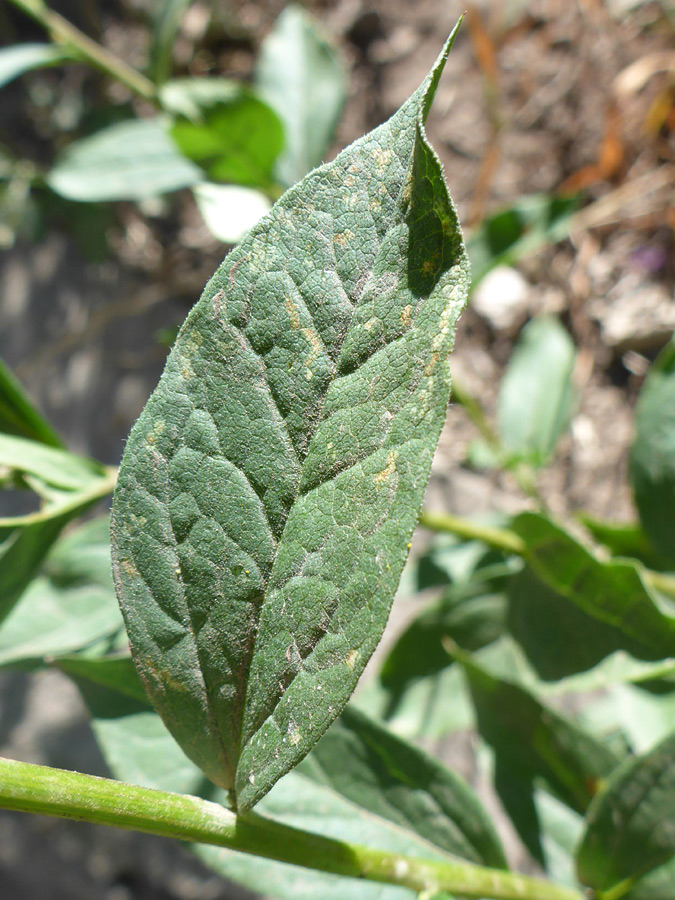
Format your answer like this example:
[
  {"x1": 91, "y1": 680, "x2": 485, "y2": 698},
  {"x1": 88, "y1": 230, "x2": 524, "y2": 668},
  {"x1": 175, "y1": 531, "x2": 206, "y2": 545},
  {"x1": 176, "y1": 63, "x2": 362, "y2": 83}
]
[
  {"x1": 576, "y1": 731, "x2": 675, "y2": 892},
  {"x1": 169, "y1": 88, "x2": 284, "y2": 190},
  {"x1": 507, "y1": 565, "x2": 658, "y2": 681},
  {"x1": 497, "y1": 316, "x2": 577, "y2": 467},
  {"x1": 148, "y1": 0, "x2": 193, "y2": 86},
  {"x1": 192, "y1": 183, "x2": 271, "y2": 244},
  {"x1": 111, "y1": 25, "x2": 469, "y2": 811},
  {"x1": 0, "y1": 517, "x2": 123, "y2": 668},
  {"x1": 630, "y1": 336, "x2": 675, "y2": 561},
  {"x1": 61, "y1": 655, "x2": 476, "y2": 900},
  {"x1": 0, "y1": 355, "x2": 62, "y2": 447},
  {"x1": 302, "y1": 704, "x2": 508, "y2": 867},
  {"x1": 46, "y1": 118, "x2": 203, "y2": 202},
  {"x1": 0, "y1": 43, "x2": 72, "y2": 90},
  {"x1": 511, "y1": 512, "x2": 675, "y2": 658},
  {"x1": 255, "y1": 4, "x2": 347, "y2": 187},
  {"x1": 466, "y1": 193, "x2": 580, "y2": 287},
  {"x1": 456, "y1": 648, "x2": 620, "y2": 814}
]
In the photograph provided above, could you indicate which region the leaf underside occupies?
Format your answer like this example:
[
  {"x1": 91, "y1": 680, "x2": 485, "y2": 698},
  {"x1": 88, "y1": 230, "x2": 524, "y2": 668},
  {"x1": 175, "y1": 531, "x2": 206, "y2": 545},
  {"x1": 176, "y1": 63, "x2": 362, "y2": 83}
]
[{"x1": 111, "y1": 23, "x2": 469, "y2": 812}]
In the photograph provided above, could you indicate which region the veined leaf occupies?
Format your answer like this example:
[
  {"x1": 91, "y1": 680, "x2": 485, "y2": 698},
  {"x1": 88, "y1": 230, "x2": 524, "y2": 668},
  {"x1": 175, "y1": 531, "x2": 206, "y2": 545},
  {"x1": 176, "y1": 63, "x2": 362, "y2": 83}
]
[
  {"x1": 111, "y1": 24, "x2": 470, "y2": 811},
  {"x1": 255, "y1": 4, "x2": 347, "y2": 187},
  {"x1": 630, "y1": 336, "x2": 675, "y2": 561},
  {"x1": 576, "y1": 730, "x2": 675, "y2": 893}
]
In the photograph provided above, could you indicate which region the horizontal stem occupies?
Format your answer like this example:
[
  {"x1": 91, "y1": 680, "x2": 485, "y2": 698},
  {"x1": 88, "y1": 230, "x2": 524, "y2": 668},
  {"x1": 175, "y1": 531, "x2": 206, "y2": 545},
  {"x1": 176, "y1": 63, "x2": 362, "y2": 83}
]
[
  {"x1": 0, "y1": 466, "x2": 118, "y2": 527},
  {"x1": 7, "y1": 0, "x2": 157, "y2": 102},
  {"x1": 418, "y1": 510, "x2": 526, "y2": 556},
  {"x1": 418, "y1": 511, "x2": 675, "y2": 601},
  {"x1": 0, "y1": 757, "x2": 583, "y2": 900}
]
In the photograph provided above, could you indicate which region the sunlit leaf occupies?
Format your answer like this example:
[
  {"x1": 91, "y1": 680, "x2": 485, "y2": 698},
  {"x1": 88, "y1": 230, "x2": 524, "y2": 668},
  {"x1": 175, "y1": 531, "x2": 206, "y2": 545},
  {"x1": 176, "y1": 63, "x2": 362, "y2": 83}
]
[
  {"x1": 0, "y1": 43, "x2": 72, "y2": 90},
  {"x1": 111, "y1": 25, "x2": 469, "y2": 811},
  {"x1": 47, "y1": 118, "x2": 203, "y2": 202},
  {"x1": 255, "y1": 4, "x2": 347, "y2": 187},
  {"x1": 497, "y1": 316, "x2": 577, "y2": 467}
]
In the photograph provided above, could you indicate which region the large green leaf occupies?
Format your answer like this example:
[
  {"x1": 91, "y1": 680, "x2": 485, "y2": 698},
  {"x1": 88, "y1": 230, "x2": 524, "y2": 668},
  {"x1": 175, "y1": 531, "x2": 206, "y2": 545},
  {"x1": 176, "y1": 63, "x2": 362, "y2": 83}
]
[
  {"x1": 497, "y1": 316, "x2": 576, "y2": 467},
  {"x1": 0, "y1": 354, "x2": 62, "y2": 447},
  {"x1": 111, "y1": 25, "x2": 470, "y2": 812},
  {"x1": 630, "y1": 336, "x2": 675, "y2": 561},
  {"x1": 302, "y1": 704, "x2": 507, "y2": 868},
  {"x1": 0, "y1": 517, "x2": 122, "y2": 668},
  {"x1": 576, "y1": 731, "x2": 675, "y2": 893},
  {"x1": 46, "y1": 118, "x2": 203, "y2": 202},
  {"x1": 255, "y1": 4, "x2": 347, "y2": 187},
  {"x1": 456, "y1": 649, "x2": 620, "y2": 814},
  {"x1": 61, "y1": 655, "x2": 476, "y2": 900},
  {"x1": 511, "y1": 512, "x2": 675, "y2": 659},
  {"x1": 0, "y1": 43, "x2": 71, "y2": 90}
]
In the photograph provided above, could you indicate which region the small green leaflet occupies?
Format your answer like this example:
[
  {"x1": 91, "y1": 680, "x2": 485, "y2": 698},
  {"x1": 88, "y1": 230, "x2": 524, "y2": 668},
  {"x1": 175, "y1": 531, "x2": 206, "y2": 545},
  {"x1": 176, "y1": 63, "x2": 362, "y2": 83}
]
[{"x1": 111, "y1": 23, "x2": 470, "y2": 812}]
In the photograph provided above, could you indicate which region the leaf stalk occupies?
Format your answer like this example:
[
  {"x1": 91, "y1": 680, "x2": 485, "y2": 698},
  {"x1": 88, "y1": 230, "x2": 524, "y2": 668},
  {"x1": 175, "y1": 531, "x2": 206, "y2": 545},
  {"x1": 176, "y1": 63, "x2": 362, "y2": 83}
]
[
  {"x1": 7, "y1": 0, "x2": 157, "y2": 103},
  {"x1": 0, "y1": 756, "x2": 585, "y2": 900},
  {"x1": 418, "y1": 510, "x2": 675, "y2": 600}
]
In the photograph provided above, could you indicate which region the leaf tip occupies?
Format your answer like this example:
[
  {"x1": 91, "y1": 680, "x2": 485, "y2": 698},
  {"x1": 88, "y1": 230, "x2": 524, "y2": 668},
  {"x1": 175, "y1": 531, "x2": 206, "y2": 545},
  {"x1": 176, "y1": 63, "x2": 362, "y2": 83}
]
[{"x1": 421, "y1": 16, "x2": 464, "y2": 123}]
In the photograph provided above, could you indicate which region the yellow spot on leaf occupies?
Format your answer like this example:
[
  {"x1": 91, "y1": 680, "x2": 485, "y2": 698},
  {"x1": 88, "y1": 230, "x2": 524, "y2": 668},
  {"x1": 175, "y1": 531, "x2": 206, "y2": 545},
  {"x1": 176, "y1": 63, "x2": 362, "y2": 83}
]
[
  {"x1": 400, "y1": 305, "x2": 413, "y2": 327},
  {"x1": 284, "y1": 297, "x2": 302, "y2": 330},
  {"x1": 374, "y1": 450, "x2": 398, "y2": 484},
  {"x1": 333, "y1": 229, "x2": 354, "y2": 247}
]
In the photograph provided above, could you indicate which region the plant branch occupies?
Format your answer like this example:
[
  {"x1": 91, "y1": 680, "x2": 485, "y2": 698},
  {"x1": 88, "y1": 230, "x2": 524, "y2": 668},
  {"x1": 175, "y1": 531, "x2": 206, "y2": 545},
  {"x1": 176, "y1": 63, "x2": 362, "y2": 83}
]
[
  {"x1": 419, "y1": 510, "x2": 526, "y2": 556},
  {"x1": 0, "y1": 466, "x2": 118, "y2": 528},
  {"x1": 0, "y1": 757, "x2": 584, "y2": 900},
  {"x1": 7, "y1": 0, "x2": 157, "y2": 103},
  {"x1": 418, "y1": 510, "x2": 675, "y2": 600}
]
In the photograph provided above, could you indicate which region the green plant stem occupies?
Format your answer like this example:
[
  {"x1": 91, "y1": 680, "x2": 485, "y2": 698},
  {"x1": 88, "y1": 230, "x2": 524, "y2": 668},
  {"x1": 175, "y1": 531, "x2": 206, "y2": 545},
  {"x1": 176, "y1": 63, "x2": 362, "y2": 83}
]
[
  {"x1": 419, "y1": 510, "x2": 527, "y2": 556},
  {"x1": 418, "y1": 510, "x2": 675, "y2": 601},
  {"x1": 7, "y1": 0, "x2": 157, "y2": 102},
  {"x1": 595, "y1": 878, "x2": 636, "y2": 900},
  {"x1": 0, "y1": 757, "x2": 583, "y2": 900}
]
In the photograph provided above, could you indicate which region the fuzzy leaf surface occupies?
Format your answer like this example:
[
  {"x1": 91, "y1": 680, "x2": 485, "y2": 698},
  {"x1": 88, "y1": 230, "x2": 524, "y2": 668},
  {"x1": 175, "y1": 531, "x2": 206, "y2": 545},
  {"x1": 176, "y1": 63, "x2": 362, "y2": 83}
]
[{"x1": 111, "y1": 26, "x2": 469, "y2": 811}]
